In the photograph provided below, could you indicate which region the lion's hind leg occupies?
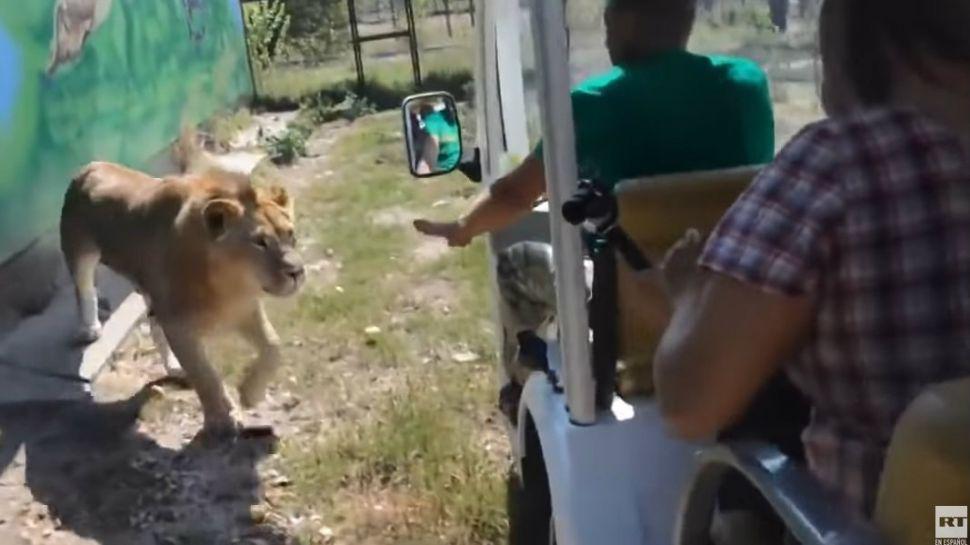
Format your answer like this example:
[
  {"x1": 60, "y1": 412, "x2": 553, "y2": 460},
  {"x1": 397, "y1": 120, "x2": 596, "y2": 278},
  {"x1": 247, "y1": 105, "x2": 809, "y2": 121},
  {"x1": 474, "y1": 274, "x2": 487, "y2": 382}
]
[{"x1": 62, "y1": 231, "x2": 102, "y2": 343}]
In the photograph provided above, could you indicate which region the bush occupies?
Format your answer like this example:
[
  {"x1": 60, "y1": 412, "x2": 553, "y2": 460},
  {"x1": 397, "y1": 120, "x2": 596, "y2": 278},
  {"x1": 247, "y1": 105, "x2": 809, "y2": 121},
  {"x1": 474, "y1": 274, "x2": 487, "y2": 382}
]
[
  {"x1": 344, "y1": 92, "x2": 378, "y2": 120},
  {"x1": 724, "y1": 4, "x2": 776, "y2": 32},
  {"x1": 281, "y1": 0, "x2": 349, "y2": 59},
  {"x1": 301, "y1": 91, "x2": 377, "y2": 124},
  {"x1": 265, "y1": 122, "x2": 311, "y2": 164}
]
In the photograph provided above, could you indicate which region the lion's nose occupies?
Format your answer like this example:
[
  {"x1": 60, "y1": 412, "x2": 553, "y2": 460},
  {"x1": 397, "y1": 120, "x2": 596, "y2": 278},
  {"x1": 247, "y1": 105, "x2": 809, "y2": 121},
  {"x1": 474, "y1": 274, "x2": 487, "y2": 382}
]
[
  {"x1": 282, "y1": 254, "x2": 305, "y2": 284},
  {"x1": 281, "y1": 251, "x2": 305, "y2": 284},
  {"x1": 285, "y1": 263, "x2": 305, "y2": 284}
]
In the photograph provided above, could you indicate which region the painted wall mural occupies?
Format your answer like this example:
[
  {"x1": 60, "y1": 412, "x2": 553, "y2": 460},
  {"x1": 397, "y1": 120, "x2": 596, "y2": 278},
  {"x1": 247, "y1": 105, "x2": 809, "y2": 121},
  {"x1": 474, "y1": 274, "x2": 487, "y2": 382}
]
[{"x1": 0, "y1": 0, "x2": 251, "y2": 260}]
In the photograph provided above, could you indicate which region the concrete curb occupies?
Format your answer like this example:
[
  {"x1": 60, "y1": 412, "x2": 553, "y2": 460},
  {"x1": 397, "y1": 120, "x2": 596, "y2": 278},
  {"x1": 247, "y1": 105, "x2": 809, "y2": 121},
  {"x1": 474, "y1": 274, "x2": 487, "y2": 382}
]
[{"x1": 79, "y1": 293, "x2": 148, "y2": 384}]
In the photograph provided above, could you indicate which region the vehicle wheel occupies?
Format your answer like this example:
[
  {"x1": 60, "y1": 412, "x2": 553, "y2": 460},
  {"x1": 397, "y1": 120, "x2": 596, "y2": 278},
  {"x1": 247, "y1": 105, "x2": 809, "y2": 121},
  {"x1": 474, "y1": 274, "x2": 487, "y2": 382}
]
[{"x1": 509, "y1": 417, "x2": 552, "y2": 545}]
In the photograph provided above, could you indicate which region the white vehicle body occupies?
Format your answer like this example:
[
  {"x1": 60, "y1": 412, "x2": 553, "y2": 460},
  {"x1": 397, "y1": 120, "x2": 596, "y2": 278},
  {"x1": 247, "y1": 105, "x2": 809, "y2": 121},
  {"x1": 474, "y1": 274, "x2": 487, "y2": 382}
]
[
  {"x1": 442, "y1": 2, "x2": 886, "y2": 544},
  {"x1": 470, "y1": 1, "x2": 703, "y2": 543}
]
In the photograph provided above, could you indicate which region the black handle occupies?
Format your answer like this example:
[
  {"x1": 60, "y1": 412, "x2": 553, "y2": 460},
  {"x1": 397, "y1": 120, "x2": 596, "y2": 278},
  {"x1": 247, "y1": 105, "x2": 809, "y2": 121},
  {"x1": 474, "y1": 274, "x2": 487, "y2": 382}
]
[
  {"x1": 563, "y1": 180, "x2": 652, "y2": 271},
  {"x1": 457, "y1": 147, "x2": 482, "y2": 183}
]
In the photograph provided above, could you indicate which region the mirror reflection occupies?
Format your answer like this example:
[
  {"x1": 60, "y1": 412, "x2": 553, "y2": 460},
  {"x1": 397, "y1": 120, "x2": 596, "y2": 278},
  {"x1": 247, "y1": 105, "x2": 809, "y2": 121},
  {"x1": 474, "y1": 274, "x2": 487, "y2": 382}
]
[{"x1": 403, "y1": 93, "x2": 462, "y2": 177}]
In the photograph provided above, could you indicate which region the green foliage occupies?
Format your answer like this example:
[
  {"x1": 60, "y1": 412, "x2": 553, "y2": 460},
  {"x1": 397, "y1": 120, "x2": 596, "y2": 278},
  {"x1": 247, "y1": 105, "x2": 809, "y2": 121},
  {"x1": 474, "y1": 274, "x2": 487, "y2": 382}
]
[
  {"x1": 245, "y1": 0, "x2": 292, "y2": 71},
  {"x1": 301, "y1": 90, "x2": 375, "y2": 124},
  {"x1": 343, "y1": 91, "x2": 378, "y2": 119},
  {"x1": 728, "y1": 4, "x2": 776, "y2": 31},
  {"x1": 265, "y1": 122, "x2": 311, "y2": 164},
  {"x1": 700, "y1": 1, "x2": 776, "y2": 32},
  {"x1": 281, "y1": 0, "x2": 350, "y2": 59}
]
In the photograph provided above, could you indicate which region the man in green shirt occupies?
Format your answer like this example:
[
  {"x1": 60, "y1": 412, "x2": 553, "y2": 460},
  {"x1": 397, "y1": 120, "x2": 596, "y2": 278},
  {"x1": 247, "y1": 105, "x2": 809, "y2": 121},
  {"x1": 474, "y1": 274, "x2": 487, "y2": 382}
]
[
  {"x1": 413, "y1": 0, "x2": 774, "y2": 245},
  {"x1": 415, "y1": 103, "x2": 462, "y2": 174}
]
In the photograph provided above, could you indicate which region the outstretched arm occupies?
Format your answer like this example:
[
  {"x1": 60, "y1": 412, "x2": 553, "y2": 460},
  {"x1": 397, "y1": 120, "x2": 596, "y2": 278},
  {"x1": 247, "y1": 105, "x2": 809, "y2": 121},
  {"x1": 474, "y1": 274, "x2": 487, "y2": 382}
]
[{"x1": 414, "y1": 153, "x2": 546, "y2": 247}]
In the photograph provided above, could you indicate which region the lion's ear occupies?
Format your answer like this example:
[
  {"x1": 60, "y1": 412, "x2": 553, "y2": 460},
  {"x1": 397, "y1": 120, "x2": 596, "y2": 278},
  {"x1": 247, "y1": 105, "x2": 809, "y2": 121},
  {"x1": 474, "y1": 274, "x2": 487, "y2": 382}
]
[
  {"x1": 203, "y1": 198, "x2": 244, "y2": 239},
  {"x1": 266, "y1": 185, "x2": 294, "y2": 217}
]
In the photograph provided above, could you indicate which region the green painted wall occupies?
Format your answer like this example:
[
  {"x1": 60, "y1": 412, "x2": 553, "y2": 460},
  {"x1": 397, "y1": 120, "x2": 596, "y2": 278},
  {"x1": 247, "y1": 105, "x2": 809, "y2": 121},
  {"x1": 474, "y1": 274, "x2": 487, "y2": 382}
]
[{"x1": 0, "y1": 0, "x2": 252, "y2": 261}]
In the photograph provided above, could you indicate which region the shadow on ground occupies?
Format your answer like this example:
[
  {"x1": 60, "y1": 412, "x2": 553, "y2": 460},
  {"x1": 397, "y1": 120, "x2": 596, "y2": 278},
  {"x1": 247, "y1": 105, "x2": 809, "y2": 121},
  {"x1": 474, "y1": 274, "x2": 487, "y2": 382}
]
[{"x1": 0, "y1": 384, "x2": 289, "y2": 545}]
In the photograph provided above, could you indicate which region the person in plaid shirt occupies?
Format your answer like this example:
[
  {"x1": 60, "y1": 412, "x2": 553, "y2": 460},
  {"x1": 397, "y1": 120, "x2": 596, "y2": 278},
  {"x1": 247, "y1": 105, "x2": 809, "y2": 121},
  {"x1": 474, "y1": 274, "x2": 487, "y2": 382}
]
[{"x1": 653, "y1": 0, "x2": 970, "y2": 518}]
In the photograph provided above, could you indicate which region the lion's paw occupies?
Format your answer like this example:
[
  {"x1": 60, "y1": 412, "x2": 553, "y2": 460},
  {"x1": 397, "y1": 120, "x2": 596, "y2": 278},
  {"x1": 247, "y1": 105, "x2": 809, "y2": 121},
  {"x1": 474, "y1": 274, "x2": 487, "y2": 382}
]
[
  {"x1": 238, "y1": 379, "x2": 268, "y2": 409},
  {"x1": 199, "y1": 417, "x2": 243, "y2": 443},
  {"x1": 76, "y1": 323, "x2": 103, "y2": 344}
]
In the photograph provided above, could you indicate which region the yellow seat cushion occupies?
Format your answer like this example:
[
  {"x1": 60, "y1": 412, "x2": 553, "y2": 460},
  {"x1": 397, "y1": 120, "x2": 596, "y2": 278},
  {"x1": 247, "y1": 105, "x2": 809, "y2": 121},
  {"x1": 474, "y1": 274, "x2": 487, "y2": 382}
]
[
  {"x1": 875, "y1": 377, "x2": 970, "y2": 545},
  {"x1": 612, "y1": 165, "x2": 762, "y2": 396}
]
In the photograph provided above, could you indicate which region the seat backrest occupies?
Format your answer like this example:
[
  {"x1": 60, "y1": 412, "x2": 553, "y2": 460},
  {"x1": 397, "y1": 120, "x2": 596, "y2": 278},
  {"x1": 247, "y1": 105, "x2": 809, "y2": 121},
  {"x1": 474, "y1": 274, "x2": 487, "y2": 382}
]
[
  {"x1": 874, "y1": 377, "x2": 970, "y2": 545},
  {"x1": 610, "y1": 165, "x2": 762, "y2": 396},
  {"x1": 615, "y1": 165, "x2": 762, "y2": 260}
]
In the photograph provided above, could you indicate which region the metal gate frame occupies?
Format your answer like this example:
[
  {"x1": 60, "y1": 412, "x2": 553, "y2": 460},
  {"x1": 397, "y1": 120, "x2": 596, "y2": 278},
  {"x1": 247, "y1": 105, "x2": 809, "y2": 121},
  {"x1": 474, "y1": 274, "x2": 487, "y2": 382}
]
[
  {"x1": 236, "y1": 0, "x2": 261, "y2": 99},
  {"x1": 347, "y1": 0, "x2": 422, "y2": 89}
]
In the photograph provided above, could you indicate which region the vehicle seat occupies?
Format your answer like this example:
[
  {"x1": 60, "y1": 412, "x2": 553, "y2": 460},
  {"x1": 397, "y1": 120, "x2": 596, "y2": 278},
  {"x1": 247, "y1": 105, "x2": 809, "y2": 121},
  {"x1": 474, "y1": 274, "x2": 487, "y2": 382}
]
[
  {"x1": 609, "y1": 165, "x2": 762, "y2": 396},
  {"x1": 874, "y1": 377, "x2": 970, "y2": 545}
]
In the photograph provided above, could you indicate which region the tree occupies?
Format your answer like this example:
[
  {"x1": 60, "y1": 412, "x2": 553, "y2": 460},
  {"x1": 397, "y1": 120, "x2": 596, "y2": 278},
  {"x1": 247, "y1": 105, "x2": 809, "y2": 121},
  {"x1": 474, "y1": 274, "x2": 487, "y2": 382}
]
[
  {"x1": 282, "y1": 0, "x2": 350, "y2": 59},
  {"x1": 245, "y1": 0, "x2": 291, "y2": 71}
]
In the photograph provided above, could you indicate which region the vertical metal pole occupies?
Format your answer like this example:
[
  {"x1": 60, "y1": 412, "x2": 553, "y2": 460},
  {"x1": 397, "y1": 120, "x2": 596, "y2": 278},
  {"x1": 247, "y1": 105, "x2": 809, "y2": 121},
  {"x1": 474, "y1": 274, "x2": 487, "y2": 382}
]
[
  {"x1": 237, "y1": 0, "x2": 260, "y2": 100},
  {"x1": 347, "y1": 0, "x2": 365, "y2": 89},
  {"x1": 468, "y1": 0, "x2": 475, "y2": 26},
  {"x1": 768, "y1": 0, "x2": 788, "y2": 31},
  {"x1": 530, "y1": 0, "x2": 595, "y2": 425},
  {"x1": 443, "y1": 0, "x2": 453, "y2": 37},
  {"x1": 404, "y1": 0, "x2": 422, "y2": 87},
  {"x1": 390, "y1": 0, "x2": 398, "y2": 28}
]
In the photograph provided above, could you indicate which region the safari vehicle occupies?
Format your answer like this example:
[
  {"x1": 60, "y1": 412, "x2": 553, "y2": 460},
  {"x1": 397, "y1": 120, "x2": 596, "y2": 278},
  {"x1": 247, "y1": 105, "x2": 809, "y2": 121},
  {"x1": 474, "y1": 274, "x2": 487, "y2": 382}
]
[{"x1": 399, "y1": 1, "x2": 968, "y2": 544}]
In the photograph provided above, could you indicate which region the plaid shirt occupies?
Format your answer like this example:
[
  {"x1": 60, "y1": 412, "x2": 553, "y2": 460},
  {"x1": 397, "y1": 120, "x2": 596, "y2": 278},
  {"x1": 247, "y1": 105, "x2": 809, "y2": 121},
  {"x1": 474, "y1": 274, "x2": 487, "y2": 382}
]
[{"x1": 700, "y1": 108, "x2": 970, "y2": 515}]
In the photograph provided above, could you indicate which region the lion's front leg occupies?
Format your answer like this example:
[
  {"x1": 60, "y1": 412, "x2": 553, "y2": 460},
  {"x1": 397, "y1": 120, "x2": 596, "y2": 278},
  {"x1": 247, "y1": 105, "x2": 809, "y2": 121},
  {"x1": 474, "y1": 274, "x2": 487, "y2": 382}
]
[
  {"x1": 237, "y1": 303, "x2": 282, "y2": 409},
  {"x1": 162, "y1": 322, "x2": 240, "y2": 436}
]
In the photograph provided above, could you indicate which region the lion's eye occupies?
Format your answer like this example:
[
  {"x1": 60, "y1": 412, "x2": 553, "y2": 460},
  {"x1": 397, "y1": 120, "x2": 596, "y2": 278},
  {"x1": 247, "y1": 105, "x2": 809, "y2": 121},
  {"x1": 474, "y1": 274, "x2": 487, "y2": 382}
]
[{"x1": 253, "y1": 235, "x2": 270, "y2": 249}]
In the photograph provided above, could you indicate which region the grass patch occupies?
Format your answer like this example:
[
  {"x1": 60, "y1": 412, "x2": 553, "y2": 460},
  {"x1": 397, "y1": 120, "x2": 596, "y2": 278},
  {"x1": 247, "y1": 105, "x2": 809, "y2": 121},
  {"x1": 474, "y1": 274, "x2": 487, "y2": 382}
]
[
  {"x1": 284, "y1": 371, "x2": 505, "y2": 544},
  {"x1": 252, "y1": 110, "x2": 506, "y2": 544},
  {"x1": 253, "y1": 39, "x2": 473, "y2": 108}
]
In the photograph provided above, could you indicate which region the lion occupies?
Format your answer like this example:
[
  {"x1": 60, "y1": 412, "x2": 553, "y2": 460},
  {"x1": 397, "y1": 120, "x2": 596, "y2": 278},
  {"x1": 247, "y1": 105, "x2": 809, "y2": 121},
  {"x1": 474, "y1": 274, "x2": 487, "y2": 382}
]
[{"x1": 60, "y1": 141, "x2": 304, "y2": 437}]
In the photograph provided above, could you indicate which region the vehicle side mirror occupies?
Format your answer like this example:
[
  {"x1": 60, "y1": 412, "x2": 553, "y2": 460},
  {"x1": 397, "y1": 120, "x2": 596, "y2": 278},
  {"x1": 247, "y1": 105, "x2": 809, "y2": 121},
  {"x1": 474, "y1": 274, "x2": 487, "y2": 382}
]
[{"x1": 401, "y1": 92, "x2": 463, "y2": 178}]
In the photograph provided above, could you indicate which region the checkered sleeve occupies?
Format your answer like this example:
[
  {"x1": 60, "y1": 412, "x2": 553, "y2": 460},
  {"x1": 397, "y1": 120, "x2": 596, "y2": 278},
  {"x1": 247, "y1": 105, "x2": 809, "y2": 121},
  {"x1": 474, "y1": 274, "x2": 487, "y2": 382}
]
[{"x1": 700, "y1": 123, "x2": 846, "y2": 296}]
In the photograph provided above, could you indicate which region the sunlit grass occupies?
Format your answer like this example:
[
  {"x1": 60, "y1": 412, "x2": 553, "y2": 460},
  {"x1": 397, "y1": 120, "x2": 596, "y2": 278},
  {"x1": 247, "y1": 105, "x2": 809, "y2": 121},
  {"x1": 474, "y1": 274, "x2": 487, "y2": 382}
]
[
  {"x1": 257, "y1": 43, "x2": 473, "y2": 103},
  {"x1": 247, "y1": 111, "x2": 507, "y2": 544}
]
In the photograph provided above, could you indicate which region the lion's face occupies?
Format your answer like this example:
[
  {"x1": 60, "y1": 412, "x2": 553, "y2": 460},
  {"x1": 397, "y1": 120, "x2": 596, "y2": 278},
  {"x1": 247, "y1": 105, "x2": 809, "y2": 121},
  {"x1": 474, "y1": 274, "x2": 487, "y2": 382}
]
[{"x1": 202, "y1": 184, "x2": 305, "y2": 298}]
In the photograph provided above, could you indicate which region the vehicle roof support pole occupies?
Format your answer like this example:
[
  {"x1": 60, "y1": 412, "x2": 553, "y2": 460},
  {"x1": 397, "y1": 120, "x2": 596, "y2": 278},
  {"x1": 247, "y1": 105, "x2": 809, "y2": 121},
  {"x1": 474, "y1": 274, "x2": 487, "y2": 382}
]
[{"x1": 529, "y1": 0, "x2": 595, "y2": 425}]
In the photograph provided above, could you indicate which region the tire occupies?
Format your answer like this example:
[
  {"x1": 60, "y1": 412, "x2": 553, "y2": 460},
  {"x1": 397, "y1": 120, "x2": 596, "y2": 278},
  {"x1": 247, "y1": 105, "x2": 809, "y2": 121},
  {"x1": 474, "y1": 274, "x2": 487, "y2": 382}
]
[{"x1": 509, "y1": 416, "x2": 553, "y2": 545}]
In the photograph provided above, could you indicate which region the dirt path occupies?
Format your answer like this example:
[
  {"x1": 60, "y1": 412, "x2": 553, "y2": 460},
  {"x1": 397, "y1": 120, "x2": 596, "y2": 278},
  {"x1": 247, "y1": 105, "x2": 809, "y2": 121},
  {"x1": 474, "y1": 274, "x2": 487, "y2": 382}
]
[{"x1": 0, "y1": 113, "x2": 334, "y2": 545}]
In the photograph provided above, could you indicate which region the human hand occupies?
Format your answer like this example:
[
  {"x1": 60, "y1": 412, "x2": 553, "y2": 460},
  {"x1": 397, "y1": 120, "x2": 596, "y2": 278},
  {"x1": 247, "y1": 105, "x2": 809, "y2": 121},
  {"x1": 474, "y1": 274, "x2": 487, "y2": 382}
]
[
  {"x1": 661, "y1": 229, "x2": 704, "y2": 302},
  {"x1": 413, "y1": 219, "x2": 473, "y2": 247}
]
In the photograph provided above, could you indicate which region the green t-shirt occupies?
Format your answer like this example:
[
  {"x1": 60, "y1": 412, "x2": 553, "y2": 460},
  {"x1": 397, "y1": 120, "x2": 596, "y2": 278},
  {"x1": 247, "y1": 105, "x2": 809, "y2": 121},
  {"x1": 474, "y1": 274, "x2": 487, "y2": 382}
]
[
  {"x1": 537, "y1": 50, "x2": 774, "y2": 188},
  {"x1": 422, "y1": 110, "x2": 462, "y2": 169}
]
